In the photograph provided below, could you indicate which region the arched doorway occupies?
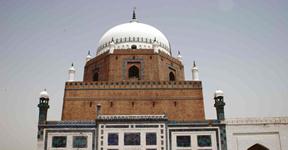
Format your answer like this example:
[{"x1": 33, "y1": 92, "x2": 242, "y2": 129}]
[
  {"x1": 128, "y1": 66, "x2": 140, "y2": 79},
  {"x1": 169, "y1": 72, "x2": 175, "y2": 81},
  {"x1": 248, "y1": 144, "x2": 269, "y2": 150},
  {"x1": 93, "y1": 72, "x2": 99, "y2": 81}
]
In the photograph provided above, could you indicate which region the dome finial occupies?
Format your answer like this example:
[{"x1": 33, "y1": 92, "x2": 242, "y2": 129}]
[
  {"x1": 193, "y1": 61, "x2": 196, "y2": 67},
  {"x1": 133, "y1": 7, "x2": 136, "y2": 19},
  {"x1": 132, "y1": 7, "x2": 137, "y2": 21}
]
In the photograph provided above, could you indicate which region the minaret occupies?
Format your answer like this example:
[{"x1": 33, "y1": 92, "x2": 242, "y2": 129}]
[
  {"x1": 37, "y1": 89, "x2": 50, "y2": 139},
  {"x1": 109, "y1": 38, "x2": 115, "y2": 54},
  {"x1": 214, "y1": 89, "x2": 226, "y2": 120},
  {"x1": 86, "y1": 50, "x2": 92, "y2": 62},
  {"x1": 177, "y1": 51, "x2": 183, "y2": 62},
  {"x1": 192, "y1": 61, "x2": 199, "y2": 81},
  {"x1": 152, "y1": 37, "x2": 159, "y2": 53},
  {"x1": 68, "y1": 63, "x2": 76, "y2": 82}
]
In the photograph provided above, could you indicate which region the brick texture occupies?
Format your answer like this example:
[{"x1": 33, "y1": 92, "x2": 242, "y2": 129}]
[{"x1": 62, "y1": 49, "x2": 205, "y2": 121}]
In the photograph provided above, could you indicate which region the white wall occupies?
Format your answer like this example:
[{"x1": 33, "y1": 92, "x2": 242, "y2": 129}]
[
  {"x1": 38, "y1": 128, "x2": 96, "y2": 150},
  {"x1": 98, "y1": 123, "x2": 165, "y2": 150},
  {"x1": 225, "y1": 117, "x2": 288, "y2": 150},
  {"x1": 167, "y1": 126, "x2": 220, "y2": 150}
]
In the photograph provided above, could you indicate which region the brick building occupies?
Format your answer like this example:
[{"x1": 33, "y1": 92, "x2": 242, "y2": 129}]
[{"x1": 36, "y1": 10, "x2": 288, "y2": 150}]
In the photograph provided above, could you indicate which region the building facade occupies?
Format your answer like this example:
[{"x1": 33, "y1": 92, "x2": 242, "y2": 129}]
[{"x1": 36, "y1": 11, "x2": 288, "y2": 150}]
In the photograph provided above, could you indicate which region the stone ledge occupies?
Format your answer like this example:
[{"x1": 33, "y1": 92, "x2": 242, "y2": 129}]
[
  {"x1": 65, "y1": 81, "x2": 202, "y2": 89},
  {"x1": 96, "y1": 114, "x2": 168, "y2": 121},
  {"x1": 224, "y1": 117, "x2": 288, "y2": 125}
]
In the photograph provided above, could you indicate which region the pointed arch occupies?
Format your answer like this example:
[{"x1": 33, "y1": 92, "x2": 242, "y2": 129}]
[
  {"x1": 169, "y1": 72, "x2": 175, "y2": 81},
  {"x1": 248, "y1": 144, "x2": 269, "y2": 150},
  {"x1": 128, "y1": 65, "x2": 140, "y2": 79},
  {"x1": 93, "y1": 72, "x2": 99, "y2": 81}
]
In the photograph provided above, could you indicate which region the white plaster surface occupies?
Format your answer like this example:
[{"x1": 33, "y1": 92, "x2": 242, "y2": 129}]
[
  {"x1": 40, "y1": 128, "x2": 95, "y2": 150},
  {"x1": 225, "y1": 117, "x2": 288, "y2": 150},
  {"x1": 98, "y1": 123, "x2": 165, "y2": 150},
  {"x1": 168, "y1": 126, "x2": 220, "y2": 150}
]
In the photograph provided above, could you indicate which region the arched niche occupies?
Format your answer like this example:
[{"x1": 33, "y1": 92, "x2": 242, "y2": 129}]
[
  {"x1": 93, "y1": 72, "x2": 99, "y2": 81},
  {"x1": 169, "y1": 72, "x2": 175, "y2": 81},
  {"x1": 248, "y1": 144, "x2": 269, "y2": 150},
  {"x1": 128, "y1": 65, "x2": 140, "y2": 80}
]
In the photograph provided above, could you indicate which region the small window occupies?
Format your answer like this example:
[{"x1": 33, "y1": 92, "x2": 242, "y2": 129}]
[
  {"x1": 146, "y1": 133, "x2": 157, "y2": 145},
  {"x1": 108, "y1": 133, "x2": 119, "y2": 145},
  {"x1": 124, "y1": 133, "x2": 140, "y2": 145},
  {"x1": 169, "y1": 72, "x2": 175, "y2": 81},
  {"x1": 73, "y1": 136, "x2": 87, "y2": 148},
  {"x1": 197, "y1": 135, "x2": 211, "y2": 147},
  {"x1": 52, "y1": 136, "x2": 67, "y2": 148},
  {"x1": 93, "y1": 72, "x2": 99, "y2": 81},
  {"x1": 131, "y1": 45, "x2": 137, "y2": 49},
  {"x1": 128, "y1": 66, "x2": 140, "y2": 79},
  {"x1": 177, "y1": 136, "x2": 191, "y2": 147}
]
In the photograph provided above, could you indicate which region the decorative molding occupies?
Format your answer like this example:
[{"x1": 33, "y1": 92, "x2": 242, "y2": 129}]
[
  {"x1": 41, "y1": 121, "x2": 96, "y2": 128},
  {"x1": 122, "y1": 57, "x2": 144, "y2": 80},
  {"x1": 224, "y1": 117, "x2": 288, "y2": 125},
  {"x1": 64, "y1": 96, "x2": 203, "y2": 101},
  {"x1": 97, "y1": 115, "x2": 168, "y2": 121},
  {"x1": 65, "y1": 81, "x2": 202, "y2": 89}
]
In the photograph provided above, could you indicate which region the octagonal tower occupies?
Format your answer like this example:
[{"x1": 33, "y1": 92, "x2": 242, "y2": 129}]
[{"x1": 61, "y1": 12, "x2": 205, "y2": 121}]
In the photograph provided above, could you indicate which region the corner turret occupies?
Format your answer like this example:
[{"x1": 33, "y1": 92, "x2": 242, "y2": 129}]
[
  {"x1": 37, "y1": 89, "x2": 50, "y2": 139},
  {"x1": 214, "y1": 89, "x2": 225, "y2": 120}
]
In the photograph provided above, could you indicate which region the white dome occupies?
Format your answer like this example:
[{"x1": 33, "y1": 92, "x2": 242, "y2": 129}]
[
  {"x1": 40, "y1": 89, "x2": 49, "y2": 99},
  {"x1": 214, "y1": 89, "x2": 224, "y2": 98},
  {"x1": 97, "y1": 21, "x2": 171, "y2": 55}
]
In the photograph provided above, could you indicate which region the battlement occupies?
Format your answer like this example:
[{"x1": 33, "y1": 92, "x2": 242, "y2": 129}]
[{"x1": 65, "y1": 80, "x2": 202, "y2": 90}]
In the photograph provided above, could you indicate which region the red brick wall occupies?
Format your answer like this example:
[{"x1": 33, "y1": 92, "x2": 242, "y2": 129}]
[
  {"x1": 61, "y1": 81, "x2": 205, "y2": 121},
  {"x1": 63, "y1": 50, "x2": 204, "y2": 122},
  {"x1": 83, "y1": 49, "x2": 184, "y2": 82}
]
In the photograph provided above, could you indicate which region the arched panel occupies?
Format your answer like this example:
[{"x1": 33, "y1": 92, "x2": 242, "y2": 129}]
[
  {"x1": 169, "y1": 72, "x2": 175, "y2": 81},
  {"x1": 93, "y1": 72, "x2": 99, "y2": 81},
  {"x1": 128, "y1": 66, "x2": 140, "y2": 79},
  {"x1": 248, "y1": 144, "x2": 269, "y2": 150}
]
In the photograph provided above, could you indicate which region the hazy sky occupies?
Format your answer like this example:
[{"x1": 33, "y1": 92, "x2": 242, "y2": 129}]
[{"x1": 0, "y1": 0, "x2": 288, "y2": 149}]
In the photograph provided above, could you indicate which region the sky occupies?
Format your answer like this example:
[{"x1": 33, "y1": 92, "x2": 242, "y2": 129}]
[{"x1": 0, "y1": 0, "x2": 288, "y2": 149}]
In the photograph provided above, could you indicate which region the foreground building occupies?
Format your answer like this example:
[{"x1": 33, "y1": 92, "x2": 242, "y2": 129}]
[{"x1": 37, "y1": 11, "x2": 288, "y2": 150}]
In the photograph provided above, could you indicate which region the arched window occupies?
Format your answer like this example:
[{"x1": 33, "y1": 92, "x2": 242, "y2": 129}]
[
  {"x1": 248, "y1": 144, "x2": 269, "y2": 150},
  {"x1": 169, "y1": 72, "x2": 175, "y2": 81},
  {"x1": 128, "y1": 66, "x2": 139, "y2": 79},
  {"x1": 131, "y1": 45, "x2": 137, "y2": 49},
  {"x1": 93, "y1": 72, "x2": 99, "y2": 81}
]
